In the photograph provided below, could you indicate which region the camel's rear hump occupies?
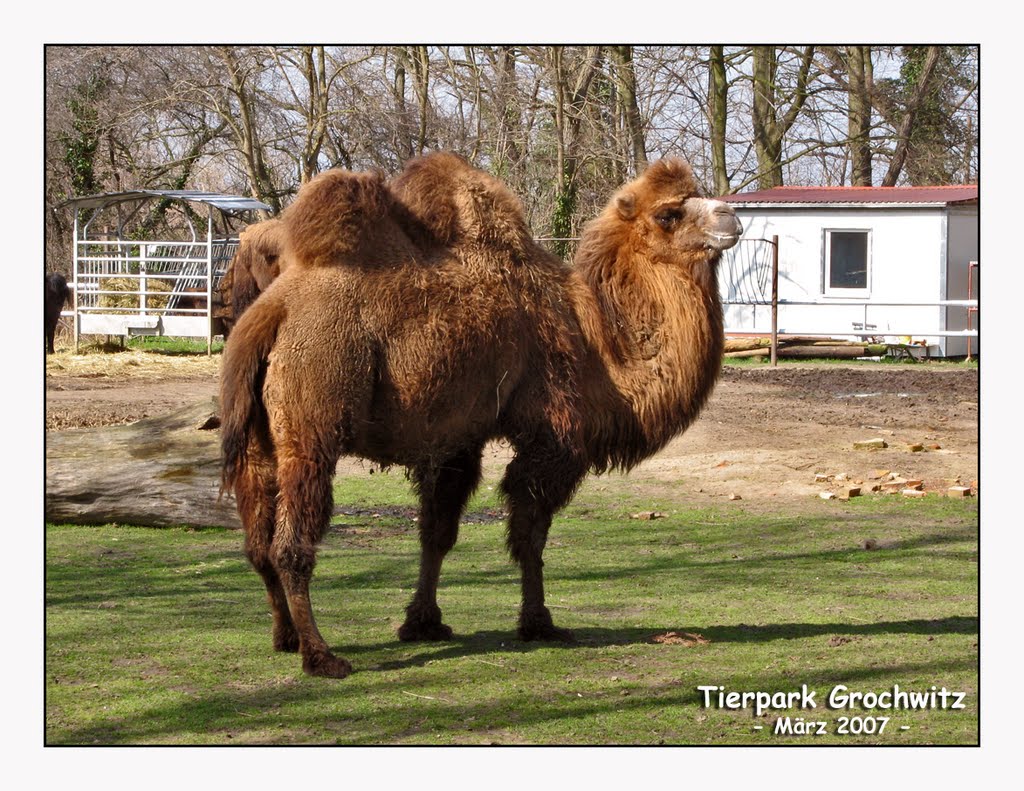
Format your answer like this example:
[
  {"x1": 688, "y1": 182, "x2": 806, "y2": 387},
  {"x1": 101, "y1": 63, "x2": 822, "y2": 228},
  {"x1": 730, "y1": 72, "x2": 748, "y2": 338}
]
[
  {"x1": 284, "y1": 169, "x2": 403, "y2": 267},
  {"x1": 390, "y1": 152, "x2": 535, "y2": 260}
]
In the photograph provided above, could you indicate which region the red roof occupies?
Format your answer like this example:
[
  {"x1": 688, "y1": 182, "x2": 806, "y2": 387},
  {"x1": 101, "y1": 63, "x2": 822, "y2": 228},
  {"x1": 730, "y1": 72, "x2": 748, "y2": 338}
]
[{"x1": 719, "y1": 184, "x2": 978, "y2": 206}]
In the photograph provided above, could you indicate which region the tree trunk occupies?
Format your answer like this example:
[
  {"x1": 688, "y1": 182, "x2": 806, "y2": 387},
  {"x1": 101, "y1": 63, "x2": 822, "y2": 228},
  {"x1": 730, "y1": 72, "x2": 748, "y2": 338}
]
[
  {"x1": 298, "y1": 45, "x2": 329, "y2": 183},
  {"x1": 881, "y1": 46, "x2": 942, "y2": 186},
  {"x1": 751, "y1": 46, "x2": 783, "y2": 189},
  {"x1": 549, "y1": 46, "x2": 601, "y2": 258},
  {"x1": 217, "y1": 47, "x2": 280, "y2": 215},
  {"x1": 392, "y1": 48, "x2": 413, "y2": 160},
  {"x1": 611, "y1": 45, "x2": 648, "y2": 176},
  {"x1": 494, "y1": 46, "x2": 522, "y2": 177},
  {"x1": 847, "y1": 45, "x2": 873, "y2": 186},
  {"x1": 708, "y1": 46, "x2": 730, "y2": 195},
  {"x1": 410, "y1": 45, "x2": 431, "y2": 156},
  {"x1": 45, "y1": 397, "x2": 242, "y2": 529},
  {"x1": 751, "y1": 46, "x2": 814, "y2": 189}
]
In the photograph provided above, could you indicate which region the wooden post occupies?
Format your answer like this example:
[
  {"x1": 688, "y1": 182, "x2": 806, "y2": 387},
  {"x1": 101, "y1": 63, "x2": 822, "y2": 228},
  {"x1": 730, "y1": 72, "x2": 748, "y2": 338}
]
[{"x1": 770, "y1": 234, "x2": 779, "y2": 367}]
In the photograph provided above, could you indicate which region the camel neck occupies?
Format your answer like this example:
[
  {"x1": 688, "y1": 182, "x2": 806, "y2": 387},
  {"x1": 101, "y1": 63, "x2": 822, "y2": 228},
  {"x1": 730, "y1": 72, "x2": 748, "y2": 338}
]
[{"x1": 573, "y1": 257, "x2": 724, "y2": 473}]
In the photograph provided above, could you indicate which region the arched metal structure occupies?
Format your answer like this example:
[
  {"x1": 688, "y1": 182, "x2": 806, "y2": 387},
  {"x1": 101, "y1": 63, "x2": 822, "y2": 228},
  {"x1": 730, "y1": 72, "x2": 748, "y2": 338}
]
[{"x1": 64, "y1": 190, "x2": 273, "y2": 354}]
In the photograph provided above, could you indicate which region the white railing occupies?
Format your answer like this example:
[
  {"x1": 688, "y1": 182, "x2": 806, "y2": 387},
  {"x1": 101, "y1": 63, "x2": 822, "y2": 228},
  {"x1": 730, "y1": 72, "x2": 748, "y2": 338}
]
[{"x1": 723, "y1": 299, "x2": 980, "y2": 340}]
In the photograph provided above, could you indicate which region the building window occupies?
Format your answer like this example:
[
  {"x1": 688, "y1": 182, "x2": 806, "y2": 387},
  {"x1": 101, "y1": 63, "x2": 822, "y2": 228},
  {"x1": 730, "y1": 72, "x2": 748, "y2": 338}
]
[{"x1": 824, "y1": 229, "x2": 870, "y2": 295}]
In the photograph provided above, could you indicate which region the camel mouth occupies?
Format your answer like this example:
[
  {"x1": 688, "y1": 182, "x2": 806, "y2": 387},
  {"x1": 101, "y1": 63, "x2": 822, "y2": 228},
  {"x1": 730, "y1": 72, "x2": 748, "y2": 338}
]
[
  {"x1": 704, "y1": 230, "x2": 742, "y2": 250},
  {"x1": 702, "y1": 205, "x2": 743, "y2": 250}
]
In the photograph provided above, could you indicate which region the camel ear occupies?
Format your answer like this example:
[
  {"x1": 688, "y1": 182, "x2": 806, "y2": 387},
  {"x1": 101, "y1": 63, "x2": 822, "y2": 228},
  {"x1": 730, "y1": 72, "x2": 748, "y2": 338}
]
[{"x1": 616, "y1": 192, "x2": 638, "y2": 220}]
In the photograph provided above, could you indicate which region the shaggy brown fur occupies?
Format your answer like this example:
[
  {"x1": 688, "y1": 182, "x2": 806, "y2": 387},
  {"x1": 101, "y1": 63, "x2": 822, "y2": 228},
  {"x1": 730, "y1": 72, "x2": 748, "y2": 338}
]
[
  {"x1": 215, "y1": 219, "x2": 290, "y2": 336},
  {"x1": 220, "y1": 152, "x2": 741, "y2": 677}
]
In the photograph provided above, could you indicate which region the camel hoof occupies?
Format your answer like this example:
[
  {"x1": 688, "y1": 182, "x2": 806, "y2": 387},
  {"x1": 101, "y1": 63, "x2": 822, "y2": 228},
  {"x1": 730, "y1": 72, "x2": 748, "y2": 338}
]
[
  {"x1": 518, "y1": 612, "x2": 577, "y2": 643},
  {"x1": 519, "y1": 624, "x2": 577, "y2": 643},
  {"x1": 398, "y1": 619, "x2": 454, "y2": 642},
  {"x1": 302, "y1": 651, "x2": 354, "y2": 679}
]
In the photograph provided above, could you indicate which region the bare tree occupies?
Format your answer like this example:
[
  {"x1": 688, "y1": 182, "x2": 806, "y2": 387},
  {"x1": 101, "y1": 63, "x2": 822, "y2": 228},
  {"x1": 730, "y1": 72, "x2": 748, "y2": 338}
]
[
  {"x1": 45, "y1": 42, "x2": 979, "y2": 279},
  {"x1": 751, "y1": 46, "x2": 816, "y2": 189},
  {"x1": 610, "y1": 45, "x2": 648, "y2": 176},
  {"x1": 707, "y1": 45, "x2": 730, "y2": 195},
  {"x1": 545, "y1": 46, "x2": 603, "y2": 256},
  {"x1": 846, "y1": 46, "x2": 874, "y2": 186}
]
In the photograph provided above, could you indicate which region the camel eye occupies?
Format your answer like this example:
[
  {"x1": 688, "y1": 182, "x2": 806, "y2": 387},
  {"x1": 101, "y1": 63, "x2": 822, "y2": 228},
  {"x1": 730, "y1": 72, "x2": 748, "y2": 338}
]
[{"x1": 655, "y1": 208, "x2": 682, "y2": 230}]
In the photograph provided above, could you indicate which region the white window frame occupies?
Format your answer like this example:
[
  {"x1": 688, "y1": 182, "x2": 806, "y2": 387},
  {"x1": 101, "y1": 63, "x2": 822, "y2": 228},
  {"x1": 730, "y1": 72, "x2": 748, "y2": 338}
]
[{"x1": 823, "y1": 228, "x2": 872, "y2": 298}]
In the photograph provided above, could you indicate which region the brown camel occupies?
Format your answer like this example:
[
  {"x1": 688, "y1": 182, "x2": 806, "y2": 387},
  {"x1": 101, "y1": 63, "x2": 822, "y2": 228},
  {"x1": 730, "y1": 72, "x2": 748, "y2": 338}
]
[
  {"x1": 215, "y1": 219, "x2": 289, "y2": 336},
  {"x1": 220, "y1": 152, "x2": 741, "y2": 678}
]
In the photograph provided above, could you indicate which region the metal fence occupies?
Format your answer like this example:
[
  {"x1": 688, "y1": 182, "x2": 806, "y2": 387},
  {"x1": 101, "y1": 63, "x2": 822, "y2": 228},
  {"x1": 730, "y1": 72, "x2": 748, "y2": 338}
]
[
  {"x1": 74, "y1": 239, "x2": 238, "y2": 314},
  {"x1": 66, "y1": 189, "x2": 270, "y2": 355},
  {"x1": 721, "y1": 237, "x2": 979, "y2": 363},
  {"x1": 73, "y1": 237, "x2": 238, "y2": 353}
]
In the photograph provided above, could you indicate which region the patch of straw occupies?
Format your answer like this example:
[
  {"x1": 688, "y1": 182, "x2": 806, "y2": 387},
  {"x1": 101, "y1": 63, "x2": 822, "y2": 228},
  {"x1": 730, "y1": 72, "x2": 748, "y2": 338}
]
[{"x1": 46, "y1": 348, "x2": 221, "y2": 381}]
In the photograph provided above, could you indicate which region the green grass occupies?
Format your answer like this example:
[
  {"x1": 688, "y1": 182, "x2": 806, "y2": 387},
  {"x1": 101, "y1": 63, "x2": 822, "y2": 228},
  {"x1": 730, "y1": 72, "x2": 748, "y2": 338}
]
[
  {"x1": 125, "y1": 335, "x2": 224, "y2": 355},
  {"x1": 73, "y1": 336, "x2": 224, "y2": 355},
  {"x1": 46, "y1": 470, "x2": 978, "y2": 745}
]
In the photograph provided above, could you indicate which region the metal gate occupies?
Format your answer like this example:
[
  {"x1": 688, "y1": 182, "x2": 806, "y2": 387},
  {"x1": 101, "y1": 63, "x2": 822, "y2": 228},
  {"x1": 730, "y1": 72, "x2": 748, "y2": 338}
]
[{"x1": 65, "y1": 190, "x2": 272, "y2": 354}]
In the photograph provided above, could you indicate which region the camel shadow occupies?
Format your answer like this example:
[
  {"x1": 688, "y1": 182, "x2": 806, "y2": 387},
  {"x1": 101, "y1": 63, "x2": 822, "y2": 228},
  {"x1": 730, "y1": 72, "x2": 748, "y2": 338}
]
[{"x1": 344, "y1": 614, "x2": 977, "y2": 672}]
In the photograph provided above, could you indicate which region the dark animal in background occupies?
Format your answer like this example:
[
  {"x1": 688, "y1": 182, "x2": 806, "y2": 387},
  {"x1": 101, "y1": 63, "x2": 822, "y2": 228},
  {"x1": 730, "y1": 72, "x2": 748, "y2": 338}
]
[
  {"x1": 45, "y1": 272, "x2": 70, "y2": 354},
  {"x1": 220, "y1": 152, "x2": 742, "y2": 678}
]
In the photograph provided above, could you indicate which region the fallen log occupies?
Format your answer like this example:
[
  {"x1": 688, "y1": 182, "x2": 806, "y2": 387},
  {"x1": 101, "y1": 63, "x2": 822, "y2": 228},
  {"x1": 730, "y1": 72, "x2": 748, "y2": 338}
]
[
  {"x1": 723, "y1": 348, "x2": 771, "y2": 358},
  {"x1": 45, "y1": 397, "x2": 241, "y2": 529},
  {"x1": 723, "y1": 337, "x2": 771, "y2": 353},
  {"x1": 777, "y1": 344, "x2": 868, "y2": 359}
]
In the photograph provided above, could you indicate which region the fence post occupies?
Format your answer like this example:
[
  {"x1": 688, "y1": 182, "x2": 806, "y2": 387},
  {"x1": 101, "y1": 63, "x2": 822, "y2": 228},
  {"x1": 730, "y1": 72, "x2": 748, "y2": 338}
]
[
  {"x1": 73, "y1": 212, "x2": 80, "y2": 353},
  {"x1": 967, "y1": 261, "x2": 977, "y2": 361},
  {"x1": 140, "y1": 243, "x2": 148, "y2": 317},
  {"x1": 206, "y1": 211, "x2": 214, "y2": 356},
  {"x1": 770, "y1": 235, "x2": 779, "y2": 367}
]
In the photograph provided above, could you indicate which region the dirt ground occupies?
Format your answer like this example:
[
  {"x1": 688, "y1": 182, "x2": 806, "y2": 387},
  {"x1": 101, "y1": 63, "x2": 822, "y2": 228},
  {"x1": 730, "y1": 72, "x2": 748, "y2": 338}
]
[{"x1": 45, "y1": 352, "x2": 978, "y2": 504}]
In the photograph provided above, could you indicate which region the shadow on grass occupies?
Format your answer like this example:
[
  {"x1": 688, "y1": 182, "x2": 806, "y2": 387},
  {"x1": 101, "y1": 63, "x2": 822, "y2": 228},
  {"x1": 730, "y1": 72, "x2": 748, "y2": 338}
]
[{"x1": 350, "y1": 615, "x2": 978, "y2": 671}]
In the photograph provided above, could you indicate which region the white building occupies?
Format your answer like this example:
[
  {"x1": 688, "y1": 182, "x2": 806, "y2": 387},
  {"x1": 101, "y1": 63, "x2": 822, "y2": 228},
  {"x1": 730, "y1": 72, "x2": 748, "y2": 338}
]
[{"x1": 718, "y1": 185, "x2": 978, "y2": 357}]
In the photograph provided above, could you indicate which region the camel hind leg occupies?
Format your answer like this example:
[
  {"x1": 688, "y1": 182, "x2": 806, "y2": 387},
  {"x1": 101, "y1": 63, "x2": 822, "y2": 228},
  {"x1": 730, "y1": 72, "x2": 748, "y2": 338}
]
[
  {"x1": 399, "y1": 446, "x2": 484, "y2": 641},
  {"x1": 270, "y1": 447, "x2": 353, "y2": 679},
  {"x1": 235, "y1": 435, "x2": 299, "y2": 653}
]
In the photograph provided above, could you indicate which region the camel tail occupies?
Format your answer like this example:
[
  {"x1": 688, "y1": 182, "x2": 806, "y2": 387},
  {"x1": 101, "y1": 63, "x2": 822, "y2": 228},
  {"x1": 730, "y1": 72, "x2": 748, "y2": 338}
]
[{"x1": 219, "y1": 295, "x2": 286, "y2": 494}]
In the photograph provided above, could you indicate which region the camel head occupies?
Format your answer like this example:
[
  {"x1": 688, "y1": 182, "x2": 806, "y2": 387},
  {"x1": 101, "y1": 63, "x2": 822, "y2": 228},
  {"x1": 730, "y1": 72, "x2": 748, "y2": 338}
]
[
  {"x1": 216, "y1": 218, "x2": 291, "y2": 337},
  {"x1": 611, "y1": 158, "x2": 743, "y2": 278},
  {"x1": 239, "y1": 219, "x2": 287, "y2": 290}
]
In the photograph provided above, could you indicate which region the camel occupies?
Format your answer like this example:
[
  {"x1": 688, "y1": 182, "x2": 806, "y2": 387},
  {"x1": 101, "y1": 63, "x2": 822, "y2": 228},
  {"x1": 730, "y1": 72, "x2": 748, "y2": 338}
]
[
  {"x1": 220, "y1": 152, "x2": 742, "y2": 678},
  {"x1": 215, "y1": 219, "x2": 289, "y2": 336}
]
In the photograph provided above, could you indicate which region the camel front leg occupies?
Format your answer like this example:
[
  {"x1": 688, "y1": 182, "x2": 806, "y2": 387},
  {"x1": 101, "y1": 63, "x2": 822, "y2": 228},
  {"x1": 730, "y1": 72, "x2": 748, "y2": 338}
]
[
  {"x1": 502, "y1": 445, "x2": 585, "y2": 642},
  {"x1": 399, "y1": 447, "x2": 483, "y2": 641}
]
